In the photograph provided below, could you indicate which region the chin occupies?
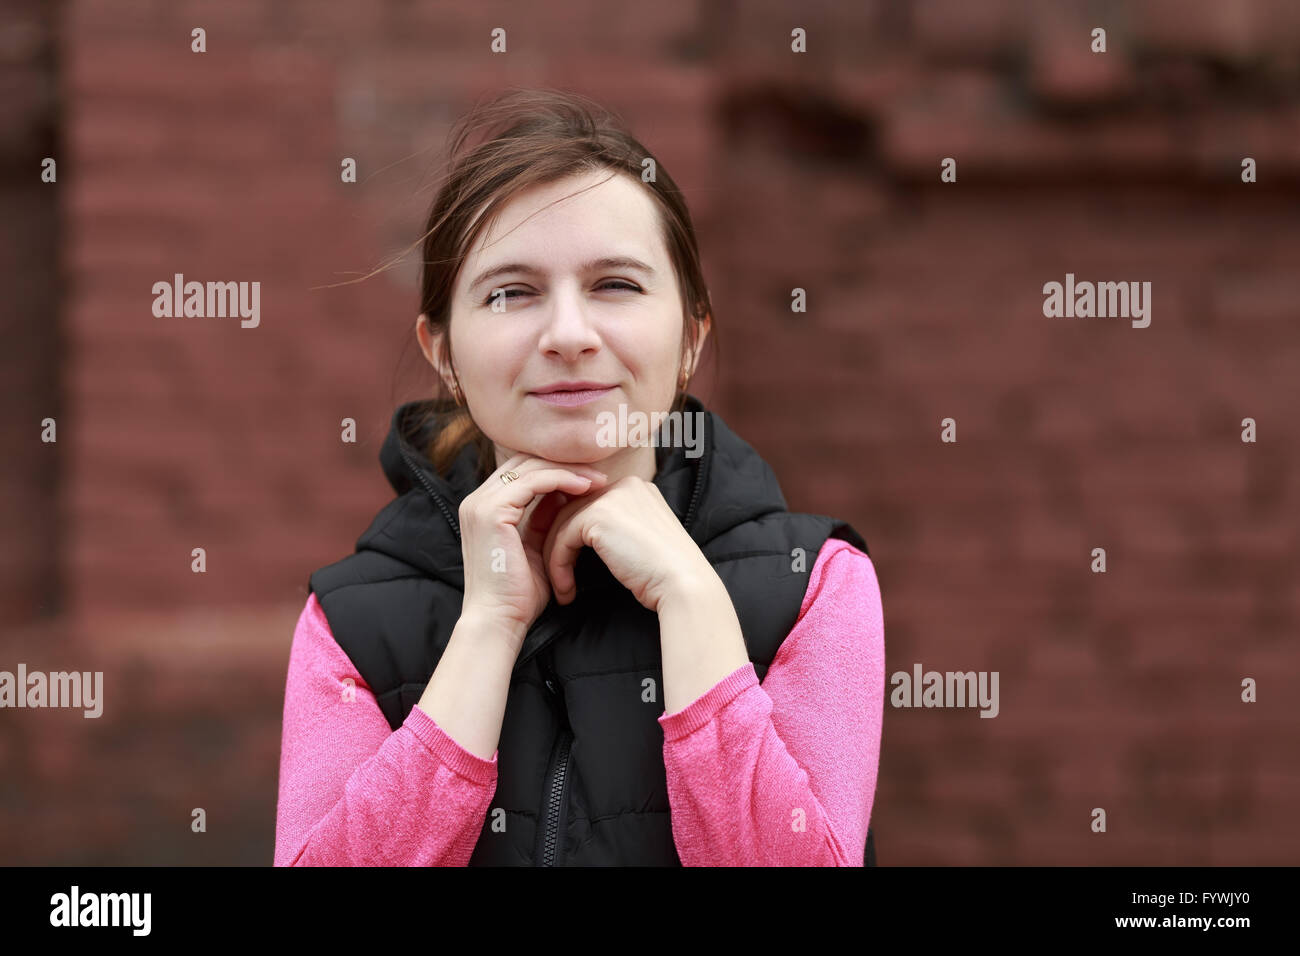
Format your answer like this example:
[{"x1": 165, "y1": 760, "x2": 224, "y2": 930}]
[{"x1": 521, "y1": 426, "x2": 607, "y2": 465}]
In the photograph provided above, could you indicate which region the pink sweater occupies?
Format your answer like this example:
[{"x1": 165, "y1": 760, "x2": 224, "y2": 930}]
[{"x1": 274, "y1": 538, "x2": 884, "y2": 866}]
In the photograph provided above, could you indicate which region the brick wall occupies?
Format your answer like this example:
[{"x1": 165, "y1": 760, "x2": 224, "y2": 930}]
[
  {"x1": 0, "y1": 0, "x2": 61, "y2": 625},
  {"x1": 1, "y1": 0, "x2": 1296, "y2": 864}
]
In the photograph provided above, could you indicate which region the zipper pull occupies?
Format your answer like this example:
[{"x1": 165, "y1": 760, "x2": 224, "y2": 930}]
[{"x1": 540, "y1": 650, "x2": 563, "y2": 700}]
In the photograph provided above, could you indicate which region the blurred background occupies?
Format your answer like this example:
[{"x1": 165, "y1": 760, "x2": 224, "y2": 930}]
[{"x1": 2, "y1": 0, "x2": 1297, "y2": 865}]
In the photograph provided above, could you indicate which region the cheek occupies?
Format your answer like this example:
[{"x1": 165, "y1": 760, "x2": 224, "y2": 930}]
[
  {"x1": 610, "y1": 324, "x2": 679, "y2": 375},
  {"x1": 464, "y1": 327, "x2": 526, "y2": 381}
]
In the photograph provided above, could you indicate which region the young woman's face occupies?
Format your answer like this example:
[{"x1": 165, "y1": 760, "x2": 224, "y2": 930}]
[{"x1": 424, "y1": 168, "x2": 706, "y2": 471}]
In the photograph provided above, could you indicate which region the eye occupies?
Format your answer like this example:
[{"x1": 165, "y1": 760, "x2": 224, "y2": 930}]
[
  {"x1": 484, "y1": 287, "x2": 532, "y2": 306},
  {"x1": 483, "y1": 281, "x2": 641, "y2": 307}
]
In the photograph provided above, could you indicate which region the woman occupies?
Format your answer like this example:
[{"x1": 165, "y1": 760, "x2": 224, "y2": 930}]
[{"x1": 274, "y1": 88, "x2": 885, "y2": 866}]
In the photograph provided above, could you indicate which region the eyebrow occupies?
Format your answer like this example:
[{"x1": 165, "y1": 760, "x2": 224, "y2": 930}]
[{"x1": 466, "y1": 256, "x2": 657, "y2": 295}]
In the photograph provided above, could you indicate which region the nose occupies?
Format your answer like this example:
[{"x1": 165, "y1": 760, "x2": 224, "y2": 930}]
[{"x1": 536, "y1": 283, "x2": 602, "y2": 361}]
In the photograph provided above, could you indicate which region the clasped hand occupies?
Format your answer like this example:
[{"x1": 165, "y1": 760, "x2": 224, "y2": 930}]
[{"x1": 457, "y1": 453, "x2": 715, "y2": 637}]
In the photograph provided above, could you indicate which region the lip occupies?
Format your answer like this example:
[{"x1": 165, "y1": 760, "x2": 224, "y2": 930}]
[
  {"x1": 528, "y1": 383, "x2": 617, "y2": 408},
  {"x1": 530, "y1": 380, "x2": 617, "y2": 394}
]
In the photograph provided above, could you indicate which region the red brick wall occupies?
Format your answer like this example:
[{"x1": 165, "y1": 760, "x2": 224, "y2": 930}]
[
  {"x1": 1, "y1": 0, "x2": 1296, "y2": 864},
  {"x1": 0, "y1": 0, "x2": 61, "y2": 625}
]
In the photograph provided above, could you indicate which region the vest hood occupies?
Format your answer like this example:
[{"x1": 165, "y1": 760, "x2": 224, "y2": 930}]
[{"x1": 362, "y1": 394, "x2": 843, "y2": 595}]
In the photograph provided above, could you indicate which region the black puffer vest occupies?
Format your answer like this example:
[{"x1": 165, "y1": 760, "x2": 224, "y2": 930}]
[{"x1": 309, "y1": 394, "x2": 872, "y2": 865}]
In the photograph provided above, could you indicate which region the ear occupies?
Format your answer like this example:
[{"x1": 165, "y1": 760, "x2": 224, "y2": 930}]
[
  {"x1": 415, "y1": 313, "x2": 456, "y2": 393},
  {"x1": 685, "y1": 312, "x2": 711, "y2": 378}
]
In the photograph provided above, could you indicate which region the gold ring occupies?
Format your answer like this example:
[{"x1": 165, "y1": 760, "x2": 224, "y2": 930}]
[{"x1": 500, "y1": 470, "x2": 520, "y2": 485}]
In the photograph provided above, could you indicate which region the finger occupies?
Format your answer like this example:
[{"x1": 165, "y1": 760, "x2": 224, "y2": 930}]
[
  {"x1": 489, "y1": 452, "x2": 530, "y2": 478},
  {"x1": 493, "y1": 454, "x2": 606, "y2": 489},
  {"x1": 519, "y1": 492, "x2": 545, "y2": 537},
  {"x1": 496, "y1": 455, "x2": 608, "y2": 484},
  {"x1": 521, "y1": 490, "x2": 569, "y2": 554},
  {"x1": 543, "y1": 501, "x2": 590, "y2": 604},
  {"x1": 466, "y1": 453, "x2": 528, "y2": 508},
  {"x1": 491, "y1": 467, "x2": 603, "y2": 515}
]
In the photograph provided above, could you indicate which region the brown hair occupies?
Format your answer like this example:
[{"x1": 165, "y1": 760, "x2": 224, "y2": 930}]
[{"x1": 415, "y1": 87, "x2": 717, "y2": 480}]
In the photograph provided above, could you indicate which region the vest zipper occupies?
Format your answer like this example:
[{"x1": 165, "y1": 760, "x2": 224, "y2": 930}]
[
  {"x1": 539, "y1": 728, "x2": 572, "y2": 866},
  {"x1": 537, "y1": 651, "x2": 572, "y2": 866},
  {"x1": 398, "y1": 441, "x2": 462, "y2": 541},
  {"x1": 682, "y1": 405, "x2": 711, "y2": 533}
]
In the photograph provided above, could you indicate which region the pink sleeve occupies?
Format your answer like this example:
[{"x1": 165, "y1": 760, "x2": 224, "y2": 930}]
[
  {"x1": 273, "y1": 593, "x2": 499, "y2": 866},
  {"x1": 657, "y1": 539, "x2": 885, "y2": 866}
]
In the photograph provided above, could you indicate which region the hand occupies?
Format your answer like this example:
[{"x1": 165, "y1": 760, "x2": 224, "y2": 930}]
[
  {"x1": 458, "y1": 454, "x2": 609, "y2": 640},
  {"x1": 541, "y1": 476, "x2": 714, "y2": 614}
]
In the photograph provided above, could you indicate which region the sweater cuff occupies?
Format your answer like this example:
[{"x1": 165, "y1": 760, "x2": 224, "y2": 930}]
[
  {"x1": 658, "y1": 662, "x2": 758, "y2": 742},
  {"x1": 406, "y1": 704, "x2": 498, "y2": 786}
]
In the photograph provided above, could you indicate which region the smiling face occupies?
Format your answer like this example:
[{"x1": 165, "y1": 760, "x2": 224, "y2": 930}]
[{"x1": 418, "y1": 167, "x2": 709, "y2": 480}]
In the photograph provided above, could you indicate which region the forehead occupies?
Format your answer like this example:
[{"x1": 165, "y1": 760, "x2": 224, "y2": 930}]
[{"x1": 460, "y1": 170, "x2": 663, "y2": 279}]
